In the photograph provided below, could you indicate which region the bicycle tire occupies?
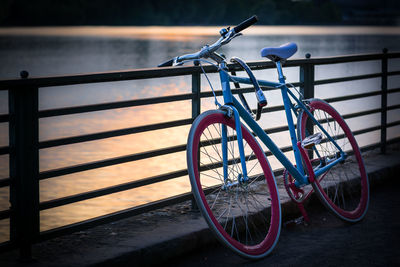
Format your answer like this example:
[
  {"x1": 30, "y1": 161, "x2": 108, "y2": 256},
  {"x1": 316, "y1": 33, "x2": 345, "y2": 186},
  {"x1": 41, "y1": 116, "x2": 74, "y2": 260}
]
[
  {"x1": 187, "y1": 110, "x2": 281, "y2": 259},
  {"x1": 297, "y1": 99, "x2": 369, "y2": 222}
]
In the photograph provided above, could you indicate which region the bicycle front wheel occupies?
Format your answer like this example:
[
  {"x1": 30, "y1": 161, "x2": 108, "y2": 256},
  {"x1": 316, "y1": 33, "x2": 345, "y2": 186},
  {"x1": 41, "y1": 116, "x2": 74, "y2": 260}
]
[
  {"x1": 298, "y1": 99, "x2": 369, "y2": 222},
  {"x1": 187, "y1": 110, "x2": 281, "y2": 259}
]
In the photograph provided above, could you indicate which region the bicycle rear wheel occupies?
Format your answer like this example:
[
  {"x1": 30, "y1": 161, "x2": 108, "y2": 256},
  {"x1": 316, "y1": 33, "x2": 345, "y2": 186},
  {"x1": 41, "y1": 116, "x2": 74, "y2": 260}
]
[
  {"x1": 187, "y1": 110, "x2": 281, "y2": 259},
  {"x1": 298, "y1": 99, "x2": 369, "y2": 222}
]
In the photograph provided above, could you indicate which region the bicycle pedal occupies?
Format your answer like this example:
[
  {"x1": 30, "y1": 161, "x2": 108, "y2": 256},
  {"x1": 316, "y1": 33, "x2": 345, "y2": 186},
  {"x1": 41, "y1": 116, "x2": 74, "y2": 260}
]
[{"x1": 301, "y1": 132, "x2": 322, "y2": 149}]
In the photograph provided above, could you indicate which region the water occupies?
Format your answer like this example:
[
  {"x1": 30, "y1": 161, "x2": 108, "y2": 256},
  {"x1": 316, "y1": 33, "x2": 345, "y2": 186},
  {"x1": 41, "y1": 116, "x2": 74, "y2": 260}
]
[{"x1": 0, "y1": 26, "x2": 399, "y2": 240}]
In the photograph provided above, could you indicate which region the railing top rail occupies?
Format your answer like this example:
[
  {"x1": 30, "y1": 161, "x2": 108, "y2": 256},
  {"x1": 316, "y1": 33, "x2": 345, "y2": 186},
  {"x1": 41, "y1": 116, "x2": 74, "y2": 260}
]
[{"x1": 0, "y1": 51, "x2": 398, "y2": 90}]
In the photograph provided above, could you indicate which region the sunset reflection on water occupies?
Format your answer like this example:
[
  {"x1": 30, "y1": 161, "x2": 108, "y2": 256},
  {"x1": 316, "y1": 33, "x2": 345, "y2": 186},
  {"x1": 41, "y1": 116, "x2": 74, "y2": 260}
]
[{"x1": 1, "y1": 26, "x2": 399, "y2": 40}]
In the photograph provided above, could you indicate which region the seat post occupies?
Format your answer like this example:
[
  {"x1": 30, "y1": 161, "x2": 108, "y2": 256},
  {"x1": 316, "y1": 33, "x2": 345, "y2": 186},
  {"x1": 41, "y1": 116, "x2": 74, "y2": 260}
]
[{"x1": 275, "y1": 61, "x2": 286, "y2": 83}]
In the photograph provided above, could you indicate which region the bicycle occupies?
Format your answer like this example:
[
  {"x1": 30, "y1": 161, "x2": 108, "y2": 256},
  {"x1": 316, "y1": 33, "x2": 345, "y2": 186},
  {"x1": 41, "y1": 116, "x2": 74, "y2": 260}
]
[{"x1": 158, "y1": 15, "x2": 369, "y2": 259}]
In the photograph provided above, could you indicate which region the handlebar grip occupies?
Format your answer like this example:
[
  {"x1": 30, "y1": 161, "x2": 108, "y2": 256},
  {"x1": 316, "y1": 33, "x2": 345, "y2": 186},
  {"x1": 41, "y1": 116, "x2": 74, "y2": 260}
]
[
  {"x1": 233, "y1": 15, "x2": 258, "y2": 33},
  {"x1": 158, "y1": 58, "x2": 174, "y2": 67}
]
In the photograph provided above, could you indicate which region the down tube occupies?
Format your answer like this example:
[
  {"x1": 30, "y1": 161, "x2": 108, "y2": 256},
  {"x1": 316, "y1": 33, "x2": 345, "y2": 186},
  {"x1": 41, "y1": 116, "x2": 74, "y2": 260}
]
[{"x1": 232, "y1": 97, "x2": 304, "y2": 182}]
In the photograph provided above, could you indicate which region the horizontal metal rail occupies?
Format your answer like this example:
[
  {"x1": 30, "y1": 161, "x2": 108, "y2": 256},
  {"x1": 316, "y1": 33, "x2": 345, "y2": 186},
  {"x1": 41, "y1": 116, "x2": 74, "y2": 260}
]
[
  {"x1": 0, "y1": 178, "x2": 9, "y2": 187},
  {"x1": 0, "y1": 114, "x2": 9, "y2": 123},
  {"x1": 39, "y1": 93, "x2": 194, "y2": 118},
  {"x1": 0, "y1": 146, "x2": 9, "y2": 155},
  {"x1": 39, "y1": 168, "x2": 189, "y2": 210},
  {"x1": 39, "y1": 144, "x2": 187, "y2": 180},
  {"x1": 315, "y1": 73, "x2": 382, "y2": 86},
  {"x1": 39, "y1": 118, "x2": 193, "y2": 149},
  {"x1": 0, "y1": 209, "x2": 10, "y2": 220}
]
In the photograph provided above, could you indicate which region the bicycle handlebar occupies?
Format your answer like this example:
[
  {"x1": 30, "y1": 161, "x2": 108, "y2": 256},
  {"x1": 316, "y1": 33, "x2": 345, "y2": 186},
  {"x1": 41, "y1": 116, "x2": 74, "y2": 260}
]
[
  {"x1": 233, "y1": 15, "x2": 258, "y2": 34},
  {"x1": 158, "y1": 58, "x2": 175, "y2": 67},
  {"x1": 157, "y1": 15, "x2": 258, "y2": 67}
]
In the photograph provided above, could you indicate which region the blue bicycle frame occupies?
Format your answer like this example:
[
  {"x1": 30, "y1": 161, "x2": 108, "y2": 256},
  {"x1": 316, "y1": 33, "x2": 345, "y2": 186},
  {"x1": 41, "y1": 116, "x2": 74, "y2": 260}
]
[{"x1": 218, "y1": 61, "x2": 347, "y2": 188}]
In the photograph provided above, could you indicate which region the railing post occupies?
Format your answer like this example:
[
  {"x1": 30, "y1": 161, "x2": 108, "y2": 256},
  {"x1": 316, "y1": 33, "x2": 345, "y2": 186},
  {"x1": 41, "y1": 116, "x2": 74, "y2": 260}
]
[
  {"x1": 191, "y1": 72, "x2": 201, "y2": 210},
  {"x1": 300, "y1": 53, "x2": 315, "y2": 100},
  {"x1": 381, "y1": 48, "x2": 388, "y2": 154},
  {"x1": 192, "y1": 72, "x2": 201, "y2": 119},
  {"x1": 300, "y1": 53, "x2": 315, "y2": 158},
  {"x1": 8, "y1": 71, "x2": 40, "y2": 260}
]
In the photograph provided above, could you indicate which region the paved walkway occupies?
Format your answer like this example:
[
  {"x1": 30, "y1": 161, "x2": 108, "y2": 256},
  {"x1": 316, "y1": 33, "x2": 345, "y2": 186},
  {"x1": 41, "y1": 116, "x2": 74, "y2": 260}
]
[
  {"x1": 163, "y1": 173, "x2": 400, "y2": 267},
  {"x1": 0, "y1": 146, "x2": 399, "y2": 266}
]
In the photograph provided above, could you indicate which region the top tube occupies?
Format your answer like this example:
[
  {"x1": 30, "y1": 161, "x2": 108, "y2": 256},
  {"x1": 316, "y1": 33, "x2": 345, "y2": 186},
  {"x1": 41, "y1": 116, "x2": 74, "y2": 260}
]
[{"x1": 229, "y1": 75, "x2": 282, "y2": 89}]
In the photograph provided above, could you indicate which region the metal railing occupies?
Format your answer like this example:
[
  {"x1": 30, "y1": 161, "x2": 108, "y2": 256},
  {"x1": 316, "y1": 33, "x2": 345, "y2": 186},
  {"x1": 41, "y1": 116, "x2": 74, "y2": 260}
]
[{"x1": 0, "y1": 49, "x2": 399, "y2": 258}]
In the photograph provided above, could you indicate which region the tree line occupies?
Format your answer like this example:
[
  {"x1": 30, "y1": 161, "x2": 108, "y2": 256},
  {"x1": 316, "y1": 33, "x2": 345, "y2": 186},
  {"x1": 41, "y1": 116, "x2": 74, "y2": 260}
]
[{"x1": 0, "y1": 0, "x2": 347, "y2": 26}]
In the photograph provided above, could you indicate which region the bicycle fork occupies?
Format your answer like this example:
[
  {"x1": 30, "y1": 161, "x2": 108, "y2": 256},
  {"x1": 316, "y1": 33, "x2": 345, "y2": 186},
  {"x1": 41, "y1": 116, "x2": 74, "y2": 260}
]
[{"x1": 221, "y1": 105, "x2": 249, "y2": 188}]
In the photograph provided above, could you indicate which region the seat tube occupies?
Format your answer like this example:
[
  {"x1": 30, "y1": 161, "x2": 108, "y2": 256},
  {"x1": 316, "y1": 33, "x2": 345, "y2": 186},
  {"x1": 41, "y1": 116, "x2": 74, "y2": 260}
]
[{"x1": 276, "y1": 61, "x2": 306, "y2": 180}]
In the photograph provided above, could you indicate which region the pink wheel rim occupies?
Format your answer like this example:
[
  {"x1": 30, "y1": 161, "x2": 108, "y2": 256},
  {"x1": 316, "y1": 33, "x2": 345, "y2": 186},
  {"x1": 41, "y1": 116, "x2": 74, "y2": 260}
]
[
  {"x1": 300, "y1": 101, "x2": 369, "y2": 220},
  {"x1": 191, "y1": 112, "x2": 281, "y2": 255}
]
